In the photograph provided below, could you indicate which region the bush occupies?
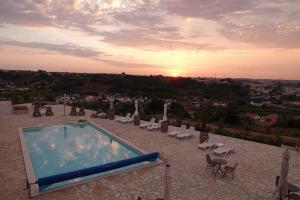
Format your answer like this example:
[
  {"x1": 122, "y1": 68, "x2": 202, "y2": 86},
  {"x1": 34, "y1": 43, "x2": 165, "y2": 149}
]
[
  {"x1": 169, "y1": 102, "x2": 190, "y2": 119},
  {"x1": 72, "y1": 100, "x2": 109, "y2": 112},
  {"x1": 115, "y1": 102, "x2": 134, "y2": 116},
  {"x1": 224, "y1": 104, "x2": 241, "y2": 125},
  {"x1": 144, "y1": 98, "x2": 164, "y2": 115}
]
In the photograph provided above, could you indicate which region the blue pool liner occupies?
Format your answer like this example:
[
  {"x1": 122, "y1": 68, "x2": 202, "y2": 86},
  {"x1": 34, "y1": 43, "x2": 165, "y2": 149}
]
[{"x1": 37, "y1": 152, "x2": 159, "y2": 190}]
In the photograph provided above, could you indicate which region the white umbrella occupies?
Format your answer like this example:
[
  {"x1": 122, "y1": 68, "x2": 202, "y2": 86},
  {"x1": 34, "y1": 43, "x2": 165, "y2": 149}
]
[
  {"x1": 163, "y1": 103, "x2": 168, "y2": 121},
  {"x1": 63, "y1": 93, "x2": 66, "y2": 116},
  {"x1": 274, "y1": 148, "x2": 291, "y2": 200},
  {"x1": 133, "y1": 100, "x2": 139, "y2": 116},
  {"x1": 109, "y1": 97, "x2": 114, "y2": 110}
]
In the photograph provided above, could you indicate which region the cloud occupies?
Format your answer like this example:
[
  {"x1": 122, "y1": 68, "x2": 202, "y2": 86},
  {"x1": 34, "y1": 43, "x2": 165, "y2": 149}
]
[
  {"x1": 0, "y1": 40, "x2": 101, "y2": 57},
  {"x1": 218, "y1": 0, "x2": 300, "y2": 48},
  {"x1": 163, "y1": 0, "x2": 251, "y2": 20},
  {"x1": 99, "y1": 58, "x2": 161, "y2": 70},
  {"x1": 99, "y1": 29, "x2": 213, "y2": 51},
  {"x1": 0, "y1": 39, "x2": 162, "y2": 69},
  {"x1": 0, "y1": 0, "x2": 299, "y2": 50},
  {"x1": 221, "y1": 23, "x2": 300, "y2": 49},
  {"x1": 163, "y1": 0, "x2": 300, "y2": 49},
  {"x1": 0, "y1": 0, "x2": 52, "y2": 26}
]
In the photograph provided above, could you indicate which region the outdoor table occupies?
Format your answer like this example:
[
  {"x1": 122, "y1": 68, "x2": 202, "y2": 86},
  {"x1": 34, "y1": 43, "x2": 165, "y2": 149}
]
[{"x1": 212, "y1": 158, "x2": 227, "y2": 176}]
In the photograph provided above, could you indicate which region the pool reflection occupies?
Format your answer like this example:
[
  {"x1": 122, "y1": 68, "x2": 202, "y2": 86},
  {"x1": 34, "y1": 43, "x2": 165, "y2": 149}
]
[{"x1": 24, "y1": 124, "x2": 140, "y2": 181}]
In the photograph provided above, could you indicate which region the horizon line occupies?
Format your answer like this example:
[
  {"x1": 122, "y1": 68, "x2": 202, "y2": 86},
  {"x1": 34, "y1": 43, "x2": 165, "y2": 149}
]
[{"x1": 0, "y1": 68, "x2": 299, "y2": 82}]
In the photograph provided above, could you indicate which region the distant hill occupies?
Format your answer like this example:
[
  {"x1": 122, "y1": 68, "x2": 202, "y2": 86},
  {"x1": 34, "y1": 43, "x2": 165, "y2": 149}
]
[{"x1": 0, "y1": 70, "x2": 249, "y2": 103}]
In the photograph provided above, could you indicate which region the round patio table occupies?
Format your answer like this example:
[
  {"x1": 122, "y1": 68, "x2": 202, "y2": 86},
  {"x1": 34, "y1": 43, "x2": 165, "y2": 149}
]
[{"x1": 212, "y1": 158, "x2": 227, "y2": 176}]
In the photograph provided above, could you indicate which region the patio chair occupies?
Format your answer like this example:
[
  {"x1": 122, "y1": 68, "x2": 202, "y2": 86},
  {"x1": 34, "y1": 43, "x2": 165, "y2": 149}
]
[
  {"x1": 177, "y1": 127, "x2": 195, "y2": 139},
  {"x1": 116, "y1": 113, "x2": 131, "y2": 122},
  {"x1": 78, "y1": 107, "x2": 85, "y2": 116},
  {"x1": 198, "y1": 138, "x2": 217, "y2": 150},
  {"x1": 223, "y1": 163, "x2": 238, "y2": 179},
  {"x1": 147, "y1": 120, "x2": 162, "y2": 131},
  {"x1": 168, "y1": 125, "x2": 186, "y2": 137},
  {"x1": 205, "y1": 154, "x2": 217, "y2": 173},
  {"x1": 139, "y1": 118, "x2": 155, "y2": 128},
  {"x1": 289, "y1": 193, "x2": 300, "y2": 200},
  {"x1": 45, "y1": 106, "x2": 53, "y2": 116},
  {"x1": 213, "y1": 141, "x2": 234, "y2": 156},
  {"x1": 276, "y1": 176, "x2": 300, "y2": 199}
]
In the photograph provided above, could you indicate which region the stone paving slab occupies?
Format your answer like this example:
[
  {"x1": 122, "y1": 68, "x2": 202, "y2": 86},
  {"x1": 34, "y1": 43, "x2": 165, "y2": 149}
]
[{"x1": 0, "y1": 102, "x2": 299, "y2": 200}]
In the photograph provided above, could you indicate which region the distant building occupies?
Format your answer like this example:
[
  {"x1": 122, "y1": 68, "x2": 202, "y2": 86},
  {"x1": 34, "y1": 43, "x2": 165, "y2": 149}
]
[{"x1": 282, "y1": 87, "x2": 296, "y2": 96}]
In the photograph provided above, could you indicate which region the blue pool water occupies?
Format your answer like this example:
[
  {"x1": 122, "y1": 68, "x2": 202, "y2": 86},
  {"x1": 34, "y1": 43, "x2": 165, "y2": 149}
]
[{"x1": 23, "y1": 123, "x2": 144, "y2": 190}]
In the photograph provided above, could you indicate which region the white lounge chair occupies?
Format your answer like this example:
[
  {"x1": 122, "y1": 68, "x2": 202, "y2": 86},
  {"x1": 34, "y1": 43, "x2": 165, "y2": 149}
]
[
  {"x1": 177, "y1": 127, "x2": 195, "y2": 139},
  {"x1": 96, "y1": 112, "x2": 106, "y2": 118},
  {"x1": 147, "y1": 120, "x2": 162, "y2": 131},
  {"x1": 121, "y1": 115, "x2": 134, "y2": 123},
  {"x1": 168, "y1": 125, "x2": 186, "y2": 137},
  {"x1": 139, "y1": 118, "x2": 155, "y2": 128},
  {"x1": 213, "y1": 141, "x2": 234, "y2": 156},
  {"x1": 198, "y1": 138, "x2": 217, "y2": 150},
  {"x1": 116, "y1": 113, "x2": 131, "y2": 122}
]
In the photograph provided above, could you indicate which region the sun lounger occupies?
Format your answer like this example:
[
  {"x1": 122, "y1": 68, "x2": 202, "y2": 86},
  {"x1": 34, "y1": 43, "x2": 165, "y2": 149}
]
[
  {"x1": 121, "y1": 115, "x2": 134, "y2": 123},
  {"x1": 116, "y1": 113, "x2": 131, "y2": 122},
  {"x1": 140, "y1": 118, "x2": 156, "y2": 128},
  {"x1": 147, "y1": 120, "x2": 162, "y2": 131},
  {"x1": 198, "y1": 138, "x2": 218, "y2": 150},
  {"x1": 96, "y1": 112, "x2": 106, "y2": 118},
  {"x1": 213, "y1": 141, "x2": 234, "y2": 156},
  {"x1": 177, "y1": 127, "x2": 195, "y2": 139},
  {"x1": 168, "y1": 125, "x2": 186, "y2": 136}
]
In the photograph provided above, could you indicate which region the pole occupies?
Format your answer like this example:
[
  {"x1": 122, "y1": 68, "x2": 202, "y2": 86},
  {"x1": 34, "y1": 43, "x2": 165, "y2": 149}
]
[
  {"x1": 163, "y1": 162, "x2": 171, "y2": 200},
  {"x1": 163, "y1": 103, "x2": 168, "y2": 121},
  {"x1": 63, "y1": 93, "x2": 66, "y2": 116}
]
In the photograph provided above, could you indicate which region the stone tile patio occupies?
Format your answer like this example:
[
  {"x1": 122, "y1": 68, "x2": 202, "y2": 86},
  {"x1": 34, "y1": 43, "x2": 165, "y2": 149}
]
[{"x1": 0, "y1": 101, "x2": 299, "y2": 200}]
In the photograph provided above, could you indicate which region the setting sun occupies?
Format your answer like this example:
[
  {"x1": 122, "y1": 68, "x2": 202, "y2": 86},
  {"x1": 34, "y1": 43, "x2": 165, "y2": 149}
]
[{"x1": 170, "y1": 68, "x2": 181, "y2": 77}]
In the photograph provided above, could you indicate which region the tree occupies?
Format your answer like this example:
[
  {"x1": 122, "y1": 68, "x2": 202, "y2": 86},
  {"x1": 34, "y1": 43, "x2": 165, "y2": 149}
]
[
  {"x1": 169, "y1": 102, "x2": 190, "y2": 119},
  {"x1": 224, "y1": 104, "x2": 241, "y2": 125},
  {"x1": 115, "y1": 102, "x2": 135, "y2": 116},
  {"x1": 144, "y1": 98, "x2": 164, "y2": 115}
]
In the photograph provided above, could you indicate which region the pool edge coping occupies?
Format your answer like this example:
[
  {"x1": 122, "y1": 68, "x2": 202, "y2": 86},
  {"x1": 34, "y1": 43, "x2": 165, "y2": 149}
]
[
  {"x1": 18, "y1": 127, "x2": 39, "y2": 197},
  {"x1": 18, "y1": 120, "x2": 163, "y2": 198},
  {"x1": 38, "y1": 158, "x2": 163, "y2": 198}
]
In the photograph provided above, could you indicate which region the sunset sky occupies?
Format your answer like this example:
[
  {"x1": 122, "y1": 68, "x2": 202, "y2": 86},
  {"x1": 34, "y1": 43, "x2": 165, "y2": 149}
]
[{"x1": 0, "y1": 0, "x2": 299, "y2": 79}]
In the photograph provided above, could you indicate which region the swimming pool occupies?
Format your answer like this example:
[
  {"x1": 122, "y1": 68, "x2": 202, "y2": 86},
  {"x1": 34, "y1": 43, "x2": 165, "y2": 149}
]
[{"x1": 18, "y1": 121, "x2": 159, "y2": 196}]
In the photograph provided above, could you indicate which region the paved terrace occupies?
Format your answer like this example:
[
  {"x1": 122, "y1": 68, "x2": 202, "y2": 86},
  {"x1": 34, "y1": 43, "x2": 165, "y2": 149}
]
[{"x1": 0, "y1": 101, "x2": 299, "y2": 200}]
